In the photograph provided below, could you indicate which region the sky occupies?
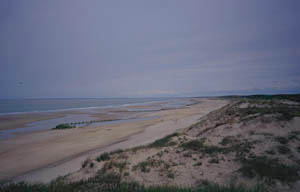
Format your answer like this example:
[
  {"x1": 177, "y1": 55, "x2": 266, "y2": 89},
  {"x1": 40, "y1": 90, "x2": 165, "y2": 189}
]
[{"x1": 1, "y1": 0, "x2": 300, "y2": 98}]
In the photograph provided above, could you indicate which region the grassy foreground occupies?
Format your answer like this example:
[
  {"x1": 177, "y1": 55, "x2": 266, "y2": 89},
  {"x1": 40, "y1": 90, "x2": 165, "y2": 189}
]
[{"x1": 0, "y1": 173, "x2": 265, "y2": 192}]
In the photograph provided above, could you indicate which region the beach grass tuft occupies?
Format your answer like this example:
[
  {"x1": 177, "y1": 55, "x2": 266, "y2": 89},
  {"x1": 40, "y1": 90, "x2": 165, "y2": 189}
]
[{"x1": 0, "y1": 173, "x2": 266, "y2": 192}]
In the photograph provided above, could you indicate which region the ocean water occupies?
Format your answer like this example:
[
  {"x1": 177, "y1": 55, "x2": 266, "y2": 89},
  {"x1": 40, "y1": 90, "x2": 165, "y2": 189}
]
[
  {"x1": 0, "y1": 98, "x2": 196, "y2": 139},
  {"x1": 0, "y1": 115, "x2": 160, "y2": 140},
  {"x1": 0, "y1": 98, "x2": 172, "y2": 114}
]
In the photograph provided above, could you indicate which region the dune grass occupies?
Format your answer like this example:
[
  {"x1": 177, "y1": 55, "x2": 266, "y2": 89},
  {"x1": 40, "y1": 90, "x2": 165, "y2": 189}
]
[
  {"x1": 238, "y1": 155, "x2": 299, "y2": 183},
  {"x1": 148, "y1": 133, "x2": 179, "y2": 148},
  {"x1": 0, "y1": 173, "x2": 265, "y2": 192}
]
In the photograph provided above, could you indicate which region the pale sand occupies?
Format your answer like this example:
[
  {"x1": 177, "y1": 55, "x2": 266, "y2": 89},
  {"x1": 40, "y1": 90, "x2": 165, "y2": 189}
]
[{"x1": 0, "y1": 98, "x2": 228, "y2": 183}]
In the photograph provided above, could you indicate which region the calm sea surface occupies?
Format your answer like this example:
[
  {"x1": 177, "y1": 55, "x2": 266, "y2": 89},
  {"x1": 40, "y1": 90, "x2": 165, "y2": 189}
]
[{"x1": 0, "y1": 98, "x2": 172, "y2": 114}]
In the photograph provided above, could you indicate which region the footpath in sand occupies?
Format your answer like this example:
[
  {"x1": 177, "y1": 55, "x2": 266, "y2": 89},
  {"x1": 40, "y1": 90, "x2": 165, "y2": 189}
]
[{"x1": 0, "y1": 98, "x2": 228, "y2": 183}]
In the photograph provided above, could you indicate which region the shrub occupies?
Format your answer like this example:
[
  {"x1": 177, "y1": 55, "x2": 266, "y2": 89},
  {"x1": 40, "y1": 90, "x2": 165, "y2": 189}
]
[
  {"x1": 219, "y1": 136, "x2": 236, "y2": 146},
  {"x1": 52, "y1": 123, "x2": 75, "y2": 130},
  {"x1": 193, "y1": 162, "x2": 202, "y2": 166},
  {"x1": 274, "y1": 136, "x2": 288, "y2": 145},
  {"x1": 288, "y1": 131, "x2": 300, "y2": 141},
  {"x1": 277, "y1": 145, "x2": 290, "y2": 154},
  {"x1": 96, "y1": 152, "x2": 111, "y2": 162},
  {"x1": 239, "y1": 155, "x2": 299, "y2": 183},
  {"x1": 181, "y1": 139, "x2": 205, "y2": 151},
  {"x1": 148, "y1": 133, "x2": 179, "y2": 148},
  {"x1": 133, "y1": 159, "x2": 165, "y2": 173},
  {"x1": 167, "y1": 172, "x2": 175, "y2": 179},
  {"x1": 265, "y1": 150, "x2": 275, "y2": 155},
  {"x1": 82, "y1": 159, "x2": 89, "y2": 168},
  {"x1": 110, "y1": 149, "x2": 124, "y2": 155},
  {"x1": 181, "y1": 139, "x2": 227, "y2": 155},
  {"x1": 133, "y1": 161, "x2": 151, "y2": 173},
  {"x1": 89, "y1": 162, "x2": 94, "y2": 168},
  {"x1": 209, "y1": 158, "x2": 219, "y2": 164}
]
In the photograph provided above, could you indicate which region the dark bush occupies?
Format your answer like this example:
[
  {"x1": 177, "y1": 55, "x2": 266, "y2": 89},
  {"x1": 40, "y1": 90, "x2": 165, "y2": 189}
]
[
  {"x1": 52, "y1": 123, "x2": 75, "y2": 130},
  {"x1": 274, "y1": 136, "x2": 289, "y2": 144},
  {"x1": 277, "y1": 145, "x2": 291, "y2": 154},
  {"x1": 96, "y1": 152, "x2": 111, "y2": 162},
  {"x1": 239, "y1": 155, "x2": 299, "y2": 183}
]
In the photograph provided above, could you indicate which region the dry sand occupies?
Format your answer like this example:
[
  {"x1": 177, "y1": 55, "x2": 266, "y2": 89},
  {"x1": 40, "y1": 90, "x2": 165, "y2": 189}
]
[{"x1": 0, "y1": 98, "x2": 228, "y2": 183}]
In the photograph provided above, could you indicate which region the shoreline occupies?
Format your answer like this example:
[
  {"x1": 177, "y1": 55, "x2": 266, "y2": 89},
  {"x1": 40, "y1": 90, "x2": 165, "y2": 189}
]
[
  {"x1": 0, "y1": 98, "x2": 185, "y2": 131},
  {"x1": 0, "y1": 98, "x2": 179, "y2": 116}
]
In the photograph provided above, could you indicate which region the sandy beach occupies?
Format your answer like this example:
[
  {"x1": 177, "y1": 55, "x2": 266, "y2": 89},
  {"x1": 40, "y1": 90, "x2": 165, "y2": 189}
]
[{"x1": 0, "y1": 98, "x2": 228, "y2": 183}]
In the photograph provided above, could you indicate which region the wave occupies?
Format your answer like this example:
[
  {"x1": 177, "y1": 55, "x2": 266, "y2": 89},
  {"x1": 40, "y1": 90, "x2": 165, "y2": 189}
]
[{"x1": 0, "y1": 98, "x2": 173, "y2": 116}]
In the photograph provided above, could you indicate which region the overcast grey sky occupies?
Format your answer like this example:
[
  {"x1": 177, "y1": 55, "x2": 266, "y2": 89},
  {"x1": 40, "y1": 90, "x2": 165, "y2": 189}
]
[{"x1": 1, "y1": 0, "x2": 299, "y2": 98}]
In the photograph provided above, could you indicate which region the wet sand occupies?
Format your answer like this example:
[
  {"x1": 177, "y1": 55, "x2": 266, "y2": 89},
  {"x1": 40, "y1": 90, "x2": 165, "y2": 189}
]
[
  {"x1": 0, "y1": 98, "x2": 228, "y2": 183},
  {"x1": 0, "y1": 113, "x2": 67, "y2": 131}
]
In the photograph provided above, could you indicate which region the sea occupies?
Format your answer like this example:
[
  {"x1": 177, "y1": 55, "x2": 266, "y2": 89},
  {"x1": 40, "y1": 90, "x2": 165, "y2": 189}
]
[
  {"x1": 0, "y1": 97, "x2": 194, "y2": 139},
  {"x1": 0, "y1": 98, "x2": 179, "y2": 115}
]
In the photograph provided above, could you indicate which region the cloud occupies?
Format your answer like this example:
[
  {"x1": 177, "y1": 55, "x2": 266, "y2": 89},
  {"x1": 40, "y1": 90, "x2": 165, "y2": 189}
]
[
  {"x1": 135, "y1": 89, "x2": 178, "y2": 97},
  {"x1": 0, "y1": 0, "x2": 299, "y2": 98}
]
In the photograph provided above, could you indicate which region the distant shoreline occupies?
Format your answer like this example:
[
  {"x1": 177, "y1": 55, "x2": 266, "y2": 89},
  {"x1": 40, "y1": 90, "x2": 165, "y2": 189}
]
[{"x1": 0, "y1": 98, "x2": 174, "y2": 115}]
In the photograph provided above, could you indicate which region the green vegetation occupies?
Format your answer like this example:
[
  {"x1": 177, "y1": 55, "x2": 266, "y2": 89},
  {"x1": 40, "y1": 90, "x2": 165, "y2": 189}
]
[
  {"x1": 181, "y1": 139, "x2": 254, "y2": 158},
  {"x1": 181, "y1": 138, "x2": 206, "y2": 151},
  {"x1": 265, "y1": 149, "x2": 275, "y2": 155},
  {"x1": 167, "y1": 172, "x2": 175, "y2": 179},
  {"x1": 236, "y1": 105, "x2": 299, "y2": 121},
  {"x1": 223, "y1": 94, "x2": 300, "y2": 103},
  {"x1": 114, "y1": 161, "x2": 127, "y2": 173},
  {"x1": 239, "y1": 155, "x2": 299, "y2": 183},
  {"x1": 297, "y1": 146, "x2": 300, "y2": 153},
  {"x1": 0, "y1": 174, "x2": 266, "y2": 192},
  {"x1": 81, "y1": 159, "x2": 89, "y2": 168},
  {"x1": 95, "y1": 149, "x2": 124, "y2": 162},
  {"x1": 96, "y1": 152, "x2": 111, "y2": 162},
  {"x1": 132, "y1": 159, "x2": 166, "y2": 173},
  {"x1": 244, "y1": 94, "x2": 300, "y2": 103},
  {"x1": 276, "y1": 145, "x2": 291, "y2": 154},
  {"x1": 288, "y1": 131, "x2": 300, "y2": 141},
  {"x1": 274, "y1": 136, "x2": 289, "y2": 144},
  {"x1": 133, "y1": 161, "x2": 150, "y2": 173},
  {"x1": 52, "y1": 119, "x2": 120, "y2": 130},
  {"x1": 102, "y1": 161, "x2": 128, "y2": 173},
  {"x1": 209, "y1": 158, "x2": 219, "y2": 164},
  {"x1": 193, "y1": 162, "x2": 202, "y2": 166},
  {"x1": 220, "y1": 136, "x2": 237, "y2": 146},
  {"x1": 52, "y1": 123, "x2": 75, "y2": 130},
  {"x1": 89, "y1": 162, "x2": 94, "y2": 168},
  {"x1": 110, "y1": 149, "x2": 124, "y2": 155},
  {"x1": 148, "y1": 133, "x2": 179, "y2": 148},
  {"x1": 129, "y1": 133, "x2": 180, "y2": 153},
  {"x1": 81, "y1": 159, "x2": 95, "y2": 169},
  {"x1": 221, "y1": 95, "x2": 300, "y2": 123}
]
